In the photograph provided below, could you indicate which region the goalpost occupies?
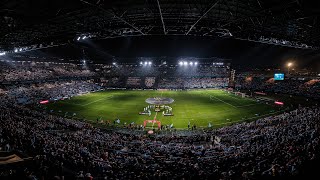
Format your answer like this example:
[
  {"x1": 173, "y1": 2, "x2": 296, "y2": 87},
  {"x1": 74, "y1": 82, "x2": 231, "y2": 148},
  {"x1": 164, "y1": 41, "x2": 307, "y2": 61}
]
[{"x1": 234, "y1": 91, "x2": 246, "y2": 98}]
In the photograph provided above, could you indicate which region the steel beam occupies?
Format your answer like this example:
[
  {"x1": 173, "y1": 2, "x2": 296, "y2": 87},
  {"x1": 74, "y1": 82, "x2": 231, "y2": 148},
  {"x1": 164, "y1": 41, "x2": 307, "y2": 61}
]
[
  {"x1": 156, "y1": 0, "x2": 166, "y2": 34},
  {"x1": 79, "y1": 0, "x2": 145, "y2": 35},
  {"x1": 186, "y1": 0, "x2": 220, "y2": 35}
]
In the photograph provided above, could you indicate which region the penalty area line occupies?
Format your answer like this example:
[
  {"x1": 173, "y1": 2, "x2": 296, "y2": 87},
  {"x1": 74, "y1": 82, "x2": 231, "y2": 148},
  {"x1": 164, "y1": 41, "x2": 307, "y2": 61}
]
[
  {"x1": 206, "y1": 93, "x2": 237, "y2": 108},
  {"x1": 220, "y1": 90, "x2": 256, "y2": 102}
]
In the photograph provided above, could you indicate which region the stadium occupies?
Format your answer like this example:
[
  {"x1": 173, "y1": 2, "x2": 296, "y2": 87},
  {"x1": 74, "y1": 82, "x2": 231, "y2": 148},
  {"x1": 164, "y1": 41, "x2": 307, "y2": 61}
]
[{"x1": 0, "y1": 0, "x2": 319, "y2": 179}]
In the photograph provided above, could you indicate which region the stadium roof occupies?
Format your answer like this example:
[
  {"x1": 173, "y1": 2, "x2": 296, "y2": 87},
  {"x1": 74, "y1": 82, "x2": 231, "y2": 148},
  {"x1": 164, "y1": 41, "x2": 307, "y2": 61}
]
[{"x1": 1, "y1": 0, "x2": 320, "y2": 51}]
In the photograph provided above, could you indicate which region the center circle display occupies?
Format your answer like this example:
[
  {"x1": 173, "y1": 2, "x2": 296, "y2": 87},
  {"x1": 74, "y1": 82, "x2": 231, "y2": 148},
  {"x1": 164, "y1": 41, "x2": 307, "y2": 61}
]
[{"x1": 145, "y1": 97, "x2": 174, "y2": 105}]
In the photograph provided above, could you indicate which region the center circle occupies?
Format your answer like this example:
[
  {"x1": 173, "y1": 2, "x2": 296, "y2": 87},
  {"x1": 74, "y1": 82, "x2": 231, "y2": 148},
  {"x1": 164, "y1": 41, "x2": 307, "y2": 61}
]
[{"x1": 145, "y1": 97, "x2": 174, "y2": 105}]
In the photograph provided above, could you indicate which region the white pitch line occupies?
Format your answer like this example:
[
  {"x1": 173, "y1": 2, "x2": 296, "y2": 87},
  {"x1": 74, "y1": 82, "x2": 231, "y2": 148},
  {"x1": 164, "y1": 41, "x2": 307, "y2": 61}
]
[
  {"x1": 207, "y1": 93, "x2": 237, "y2": 108},
  {"x1": 228, "y1": 96, "x2": 240, "y2": 100},
  {"x1": 220, "y1": 90, "x2": 256, "y2": 102},
  {"x1": 81, "y1": 95, "x2": 114, "y2": 106},
  {"x1": 236, "y1": 103, "x2": 260, "y2": 108},
  {"x1": 212, "y1": 109, "x2": 287, "y2": 126},
  {"x1": 208, "y1": 91, "x2": 258, "y2": 108},
  {"x1": 173, "y1": 109, "x2": 287, "y2": 129}
]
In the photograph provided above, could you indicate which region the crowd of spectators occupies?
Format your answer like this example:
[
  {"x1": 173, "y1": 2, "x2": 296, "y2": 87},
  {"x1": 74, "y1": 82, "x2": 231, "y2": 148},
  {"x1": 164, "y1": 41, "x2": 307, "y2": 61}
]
[
  {"x1": 158, "y1": 78, "x2": 185, "y2": 89},
  {"x1": 103, "y1": 76, "x2": 228, "y2": 89},
  {"x1": 158, "y1": 77, "x2": 229, "y2": 89},
  {"x1": 184, "y1": 77, "x2": 229, "y2": 88},
  {"x1": 0, "y1": 62, "x2": 319, "y2": 179},
  {"x1": 173, "y1": 66, "x2": 229, "y2": 77},
  {"x1": 236, "y1": 77, "x2": 320, "y2": 99},
  {"x1": 126, "y1": 77, "x2": 142, "y2": 87},
  {"x1": 0, "y1": 63, "x2": 96, "y2": 82},
  {"x1": 100, "y1": 64, "x2": 229, "y2": 78},
  {"x1": 2, "y1": 80, "x2": 103, "y2": 104},
  {"x1": 0, "y1": 82, "x2": 319, "y2": 179}
]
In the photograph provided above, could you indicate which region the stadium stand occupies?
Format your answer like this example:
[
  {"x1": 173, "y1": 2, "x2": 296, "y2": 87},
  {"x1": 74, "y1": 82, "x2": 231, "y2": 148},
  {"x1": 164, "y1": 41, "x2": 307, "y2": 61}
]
[
  {"x1": 0, "y1": 62, "x2": 96, "y2": 83},
  {"x1": 235, "y1": 76, "x2": 320, "y2": 99},
  {"x1": 0, "y1": 62, "x2": 319, "y2": 179},
  {"x1": 0, "y1": 0, "x2": 320, "y2": 178},
  {"x1": 126, "y1": 77, "x2": 142, "y2": 87},
  {"x1": 0, "y1": 88, "x2": 319, "y2": 179}
]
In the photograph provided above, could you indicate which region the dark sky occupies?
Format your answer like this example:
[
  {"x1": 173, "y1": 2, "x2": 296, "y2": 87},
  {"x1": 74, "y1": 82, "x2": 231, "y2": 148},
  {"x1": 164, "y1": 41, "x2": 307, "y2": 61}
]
[{"x1": 26, "y1": 35, "x2": 320, "y2": 71}]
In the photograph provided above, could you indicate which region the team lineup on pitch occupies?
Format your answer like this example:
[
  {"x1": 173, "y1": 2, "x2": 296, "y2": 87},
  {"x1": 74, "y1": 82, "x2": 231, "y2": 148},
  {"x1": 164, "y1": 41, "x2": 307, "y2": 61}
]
[{"x1": 46, "y1": 89, "x2": 282, "y2": 129}]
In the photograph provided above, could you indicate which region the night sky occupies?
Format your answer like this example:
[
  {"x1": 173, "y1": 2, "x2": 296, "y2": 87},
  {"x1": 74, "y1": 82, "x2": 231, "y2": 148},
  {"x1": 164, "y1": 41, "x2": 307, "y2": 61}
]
[{"x1": 26, "y1": 35, "x2": 320, "y2": 71}]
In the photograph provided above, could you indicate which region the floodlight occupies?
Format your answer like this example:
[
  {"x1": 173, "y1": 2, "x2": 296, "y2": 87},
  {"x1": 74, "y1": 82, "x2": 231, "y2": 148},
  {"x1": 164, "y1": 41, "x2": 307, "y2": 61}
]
[
  {"x1": 144, "y1": 61, "x2": 148, "y2": 65},
  {"x1": 82, "y1": 36, "x2": 86, "y2": 40},
  {"x1": 14, "y1": 49, "x2": 18, "y2": 53},
  {"x1": 183, "y1": 61, "x2": 188, "y2": 66},
  {"x1": 140, "y1": 62, "x2": 143, "y2": 65},
  {"x1": 179, "y1": 61, "x2": 183, "y2": 66},
  {"x1": 112, "y1": 62, "x2": 116, "y2": 65},
  {"x1": 77, "y1": 37, "x2": 81, "y2": 41},
  {"x1": 189, "y1": 62, "x2": 193, "y2": 65},
  {"x1": 148, "y1": 61, "x2": 152, "y2": 65},
  {"x1": 195, "y1": 62, "x2": 198, "y2": 65}
]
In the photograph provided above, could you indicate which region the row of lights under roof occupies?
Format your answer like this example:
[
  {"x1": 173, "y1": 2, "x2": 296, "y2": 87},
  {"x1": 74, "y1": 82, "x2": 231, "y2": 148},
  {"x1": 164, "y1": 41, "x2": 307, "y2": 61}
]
[
  {"x1": 111, "y1": 62, "x2": 153, "y2": 66},
  {"x1": 5, "y1": 46, "x2": 73, "y2": 55},
  {"x1": 213, "y1": 62, "x2": 224, "y2": 65},
  {"x1": 112, "y1": 62, "x2": 199, "y2": 66},
  {"x1": 178, "y1": 61, "x2": 198, "y2": 66},
  {"x1": 140, "y1": 61, "x2": 152, "y2": 65},
  {"x1": 0, "y1": 47, "x2": 24, "y2": 56},
  {"x1": 110, "y1": 62, "x2": 228, "y2": 66},
  {"x1": 76, "y1": 34, "x2": 96, "y2": 41},
  {"x1": 14, "y1": 48, "x2": 24, "y2": 53},
  {"x1": 77, "y1": 35, "x2": 88, "y2": 41}
]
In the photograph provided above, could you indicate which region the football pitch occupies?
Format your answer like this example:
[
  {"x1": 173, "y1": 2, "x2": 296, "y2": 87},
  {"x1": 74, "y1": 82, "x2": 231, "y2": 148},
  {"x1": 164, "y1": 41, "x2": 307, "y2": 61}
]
[{"x1": 45, "y1": 89, "x2": 282, "y2": 129}]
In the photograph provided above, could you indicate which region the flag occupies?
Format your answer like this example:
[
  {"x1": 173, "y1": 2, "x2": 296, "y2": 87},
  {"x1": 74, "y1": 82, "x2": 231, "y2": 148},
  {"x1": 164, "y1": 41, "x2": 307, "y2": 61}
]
[
  {"x1": 116, "y1": 119, "x2": 120, "y2": 124},
  {"x1": 214, "y1": 136, "x2": 221, "y2": 144},
  {"x1": 170, "y1": 123, "x2": 173, "y2": 128},
  {"x1": 208, "y1": 122, "x2": 212, "y2": 128}
]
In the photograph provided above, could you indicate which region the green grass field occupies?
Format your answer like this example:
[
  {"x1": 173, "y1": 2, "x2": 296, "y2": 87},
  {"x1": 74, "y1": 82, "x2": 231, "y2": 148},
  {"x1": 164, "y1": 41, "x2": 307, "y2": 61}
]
[{"x1": 45, "y1": 89, "x2": 283, "y2": 129}]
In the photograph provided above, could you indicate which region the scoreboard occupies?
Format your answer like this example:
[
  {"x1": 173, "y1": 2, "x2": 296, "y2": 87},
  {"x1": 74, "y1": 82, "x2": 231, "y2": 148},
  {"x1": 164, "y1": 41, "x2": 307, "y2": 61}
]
[{"x1": 274, "y1": 73, "x2": 284, "y2": 80}]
